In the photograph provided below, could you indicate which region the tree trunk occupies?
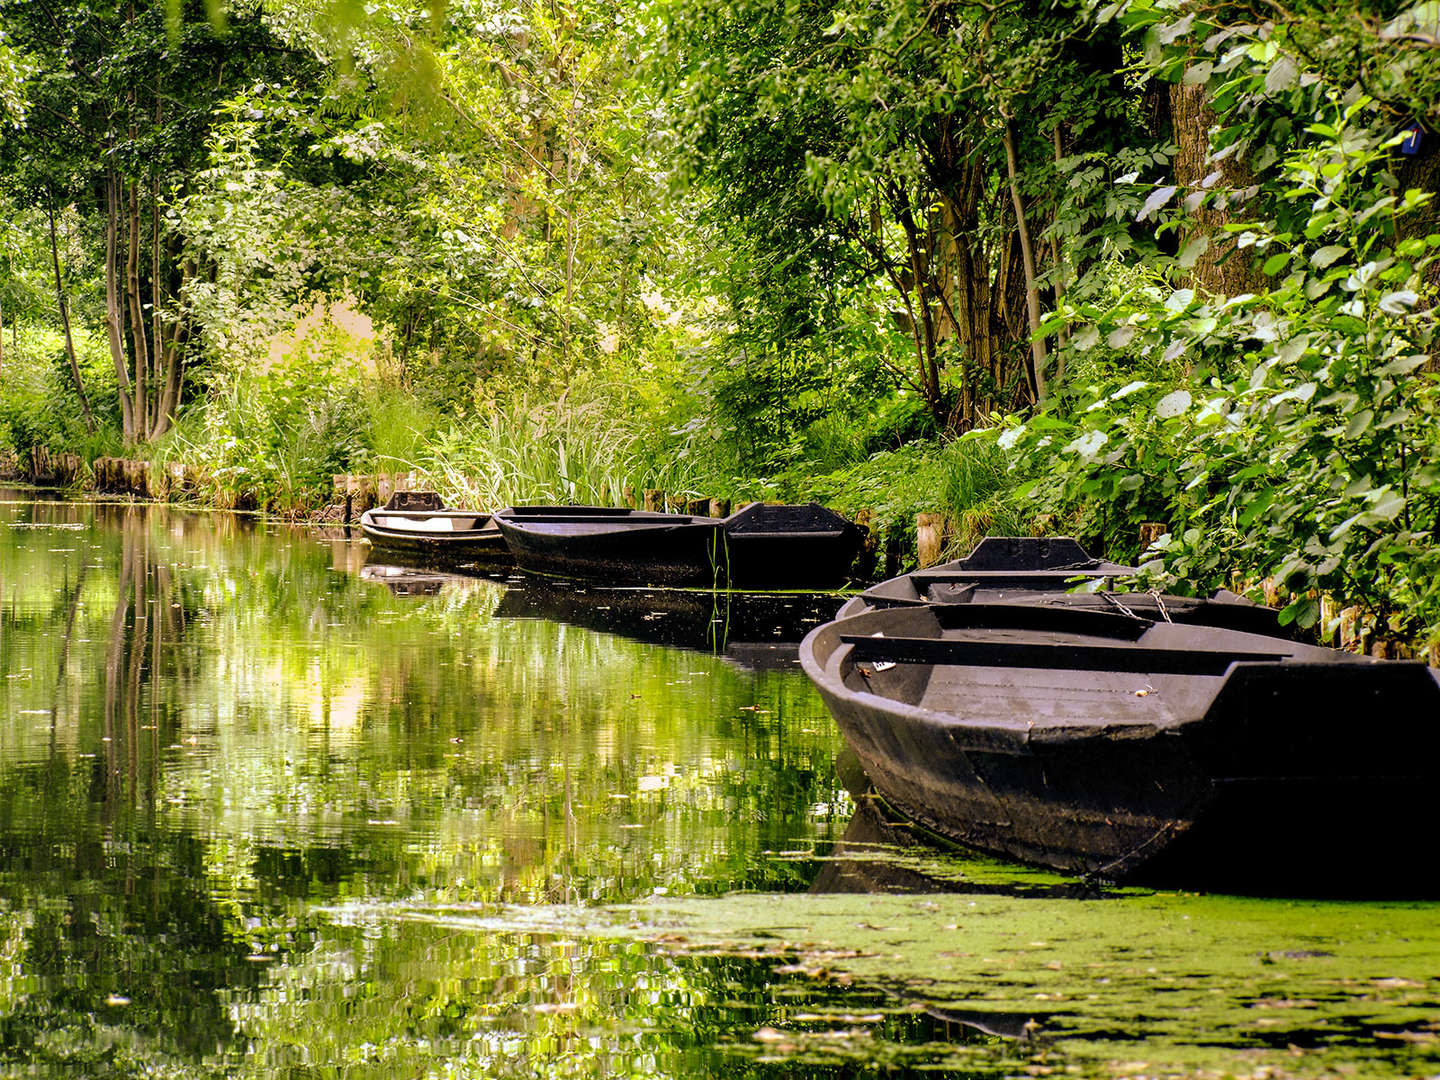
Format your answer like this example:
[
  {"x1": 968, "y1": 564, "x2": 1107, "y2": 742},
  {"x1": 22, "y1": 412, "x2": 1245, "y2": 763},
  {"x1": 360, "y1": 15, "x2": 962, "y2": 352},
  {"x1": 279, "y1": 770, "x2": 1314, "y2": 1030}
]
[
  {"x1": 1003, "y1": 117, "x2": 1047, "y2": 402},
  {"x1": 1169, "y1": 80, "x2": 1267, "y2": 297},
  {"x1": 126, "y1": 177, "x2": 151, "y2": 439},
  {"x1": 150, "y1": 316, "x2": 188, "y2": 441},
  {"x1": 105, "y1": 170, "x2": 137, "y2": 442},
  {"x1": 46, "y1": 198, "x2": 96, "y2": 432}
]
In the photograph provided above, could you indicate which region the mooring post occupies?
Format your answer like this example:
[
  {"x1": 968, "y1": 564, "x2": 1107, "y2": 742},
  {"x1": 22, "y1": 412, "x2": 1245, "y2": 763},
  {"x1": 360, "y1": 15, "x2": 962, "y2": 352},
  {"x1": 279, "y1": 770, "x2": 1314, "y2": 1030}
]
[
  {"x1": 852, "y1": 509, "x2": 878, "y2": 580},
  {"x1": 916, "y1": 513, "x2": 944, "y2": 568},
  {"x1": 643, "y1": 489, "x2": 664, "y2": 513},
  {"x1": 708, "y1": 497, "x2": 730, "y2": 519},
  {"x1": 623, "y1": 485, "x2": 637, "y2": 509},
  {"x1": 1138, "y1": 521, "x2": 1168, "y2": 552},
  {"x1": 334, "y1": 475, "x2": 352, "y2": 524}
]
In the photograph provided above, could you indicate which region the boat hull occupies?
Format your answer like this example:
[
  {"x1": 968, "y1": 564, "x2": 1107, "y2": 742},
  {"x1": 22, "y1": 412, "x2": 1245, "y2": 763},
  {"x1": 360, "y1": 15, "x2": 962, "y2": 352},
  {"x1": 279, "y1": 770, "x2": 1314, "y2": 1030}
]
[
  {"x1": 495, "y1": 503, "x2": 863, "y2": 588},
  {"x1": 801, "y1": 605, "x2": 1440, "y2": 892},
  {"x1": 496, "y1": 508, "x2": 724, "y2": 586},
  {"x1": 360, "y1": 509, "x2": 509, "y2": 564}
]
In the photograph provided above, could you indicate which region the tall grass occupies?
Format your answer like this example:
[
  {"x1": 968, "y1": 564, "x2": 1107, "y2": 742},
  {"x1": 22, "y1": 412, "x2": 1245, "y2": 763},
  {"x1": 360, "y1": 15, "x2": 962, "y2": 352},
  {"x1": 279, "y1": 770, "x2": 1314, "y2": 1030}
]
[{"x1": 417, "y1": 385, "x2": 711, "y2": 509}]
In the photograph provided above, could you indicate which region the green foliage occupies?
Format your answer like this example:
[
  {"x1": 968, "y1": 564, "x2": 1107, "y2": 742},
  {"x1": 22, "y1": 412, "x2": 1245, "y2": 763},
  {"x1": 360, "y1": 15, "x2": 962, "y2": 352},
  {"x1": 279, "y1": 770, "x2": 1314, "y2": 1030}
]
[
  {"x1": 0, "y1": 322, "x2": 117, "y2": 453},
  {"x1": 175, "y1": 319, "x2": 368, "y2": 512},
  {"x1": 416, "y1": 377, "x2": 712, "y2": 509},
  {"x1": 1002, "y1": 90, "x2": 1440, "y2": 641},
  {"x1": 801, "y1": 435, "x2": 1029, "y2": 564}
]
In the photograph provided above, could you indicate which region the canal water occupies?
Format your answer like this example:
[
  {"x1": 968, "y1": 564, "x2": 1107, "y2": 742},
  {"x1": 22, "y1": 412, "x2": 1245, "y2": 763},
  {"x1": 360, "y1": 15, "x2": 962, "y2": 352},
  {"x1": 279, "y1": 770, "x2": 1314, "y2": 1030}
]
[{"x1": 0, "y1": 494, "x2": 1436, "y2": 1078}]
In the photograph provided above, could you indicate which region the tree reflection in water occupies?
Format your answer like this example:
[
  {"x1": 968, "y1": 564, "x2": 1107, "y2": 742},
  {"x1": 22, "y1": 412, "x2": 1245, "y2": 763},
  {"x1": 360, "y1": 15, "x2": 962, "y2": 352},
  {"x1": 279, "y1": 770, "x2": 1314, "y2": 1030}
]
[{"x1": 6, "y1": 498, "x2": 1436, "y2": 1079}]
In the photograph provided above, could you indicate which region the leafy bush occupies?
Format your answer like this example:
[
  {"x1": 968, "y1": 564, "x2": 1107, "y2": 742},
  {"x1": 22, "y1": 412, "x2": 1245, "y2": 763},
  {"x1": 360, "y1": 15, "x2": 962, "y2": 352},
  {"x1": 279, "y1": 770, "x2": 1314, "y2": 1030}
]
[{"x1": 1002, "y1": 95, "x2": 1440, "y2": 643}]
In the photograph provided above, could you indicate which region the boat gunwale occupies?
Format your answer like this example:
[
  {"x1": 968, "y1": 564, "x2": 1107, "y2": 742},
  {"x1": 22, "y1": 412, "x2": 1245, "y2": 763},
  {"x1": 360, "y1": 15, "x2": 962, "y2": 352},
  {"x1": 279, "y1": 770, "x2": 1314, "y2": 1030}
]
[{"x1": 800, "y1": 602, "x2": 1405, "y2": 745}]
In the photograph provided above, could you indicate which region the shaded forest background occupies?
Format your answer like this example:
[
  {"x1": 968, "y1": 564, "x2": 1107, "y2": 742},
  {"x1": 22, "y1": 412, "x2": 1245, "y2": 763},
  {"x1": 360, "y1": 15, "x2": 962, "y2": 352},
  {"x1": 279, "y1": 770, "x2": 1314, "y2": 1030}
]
[{"x1": 0, "y1": 0, "x2": 1437, "y2": 642}]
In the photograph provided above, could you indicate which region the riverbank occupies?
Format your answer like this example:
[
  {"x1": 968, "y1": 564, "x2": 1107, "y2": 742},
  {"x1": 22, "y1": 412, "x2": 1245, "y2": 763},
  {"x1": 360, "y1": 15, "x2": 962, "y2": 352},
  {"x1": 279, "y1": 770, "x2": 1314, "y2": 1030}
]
[{"x1": 10, "y1": 445, "x2": 1436, "y2": 666}]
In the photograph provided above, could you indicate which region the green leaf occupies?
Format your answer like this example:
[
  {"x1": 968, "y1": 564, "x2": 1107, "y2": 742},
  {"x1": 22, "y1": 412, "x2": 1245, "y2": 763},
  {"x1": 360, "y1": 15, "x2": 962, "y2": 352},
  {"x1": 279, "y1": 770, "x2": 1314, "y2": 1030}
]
[
  {"x1": 1310, "y1": 245, "x2": 1347, "y2": 269},
  {"x1": 1262, "y1": 251, "x2": 1290, "y2": 275},
  {"x1": 1177, "y1": 235, "x2": 1209, "y2": 268},
  {"x1": 1344, "y1": 410, "x2": 1373, "y2": 439},
  {"x1": 1155, "y1": 389, "x2": 1192, "y2": 419},
  {"x1": 1138, "y1": 185, "x2": 1178, "y2": 221},
  {"x1": 1375, "y1": 355, "x2": 1428, "y2": 376},
  {"x1": 1378, "y1": 290, "x2": 1418, "y2": 315}
]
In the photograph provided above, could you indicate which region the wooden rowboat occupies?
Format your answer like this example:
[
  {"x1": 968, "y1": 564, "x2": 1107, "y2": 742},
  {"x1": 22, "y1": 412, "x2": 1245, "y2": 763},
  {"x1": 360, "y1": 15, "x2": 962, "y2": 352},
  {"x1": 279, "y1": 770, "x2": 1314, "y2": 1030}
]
[
  {"x1": 838, "y1": 536, "x2": 1285, "y2": 637},
  {"x1": 493, "y1": 502, "x2": 863, "y2": 588},
  {"x1": 800, "y1": 601, "x2": 1440, "y2": 891},
  {"x1": 360, "y1": 492, "x2": 509, "y2": 565}
]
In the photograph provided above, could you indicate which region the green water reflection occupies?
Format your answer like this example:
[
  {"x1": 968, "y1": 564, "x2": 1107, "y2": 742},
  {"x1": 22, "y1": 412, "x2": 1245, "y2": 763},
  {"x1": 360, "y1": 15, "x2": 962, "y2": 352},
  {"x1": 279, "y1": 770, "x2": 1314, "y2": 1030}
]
[{"x1": 0, "y1": 496, "x2": 1437, "y2": 1078}]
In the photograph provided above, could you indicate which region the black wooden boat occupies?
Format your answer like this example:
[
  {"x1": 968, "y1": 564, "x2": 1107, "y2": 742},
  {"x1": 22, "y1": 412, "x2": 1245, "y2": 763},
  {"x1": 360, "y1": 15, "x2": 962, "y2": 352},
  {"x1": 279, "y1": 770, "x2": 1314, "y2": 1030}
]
[
  {"x1": 843, "y1": 536, "x2": 1131, "y2": 616},
  {"x1": 838, "y1": 536, "x2": 1285, "y2": 636},
  {"x1": 494, "y1": 502, "x2": 863, "y2": 588},
  {"x1": 800, "y1": 601, "x2": 1440, "y2": 891},
  {"x1": 360, "y1": 491, "x2": 508, "y2": 564}
]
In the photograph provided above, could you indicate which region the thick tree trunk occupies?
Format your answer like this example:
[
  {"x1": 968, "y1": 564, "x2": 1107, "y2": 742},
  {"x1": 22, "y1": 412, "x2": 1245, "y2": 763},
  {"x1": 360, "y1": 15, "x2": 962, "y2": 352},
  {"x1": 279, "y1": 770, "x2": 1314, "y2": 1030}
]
[
  {"x1": 1170, "y1": 81, "x2": 1267, "y2": 297},
  {"x1": 46, "y1": 199, "x2": 96, "y2": 432}
]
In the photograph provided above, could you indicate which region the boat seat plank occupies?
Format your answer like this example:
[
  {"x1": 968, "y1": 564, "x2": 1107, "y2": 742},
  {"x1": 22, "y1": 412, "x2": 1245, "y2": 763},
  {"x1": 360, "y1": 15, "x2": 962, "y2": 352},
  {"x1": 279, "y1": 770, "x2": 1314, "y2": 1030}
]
[{"x1": 839, "y1": 634, "x2": 1291, "y2": 675}]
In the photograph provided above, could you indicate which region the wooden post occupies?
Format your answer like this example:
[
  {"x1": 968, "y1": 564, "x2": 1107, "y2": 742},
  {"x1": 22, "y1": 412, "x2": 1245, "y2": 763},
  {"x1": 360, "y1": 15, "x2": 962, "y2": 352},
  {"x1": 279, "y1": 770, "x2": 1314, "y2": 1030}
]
[
  {"x1": 1261, "y1": 576, "x2": 1282, "y2": 608},
  {"x1": 58, "y1": 453, "x2": 80, "y2": 485},
  {"x1": 354, "y1": 475, "x2": 378, "y2": 516},
  {"x1": 166, "y1": 461, "x2": 186, "y2": 498},
  {"x1": 334, "y1": 474, "x2": 353, "y2": 524},
  {"x1": 377, "y1": 472, "x2": 397, "y2": 506},
  {"x1": 708, "y1": 497, "x2": 731, "y2": 519},
  {"x1": 623, "y1": 485, "x2": 637, "y2": 509},
  {"x1": 667, "y1": 494, "x2": 688, "y2": 514},
  {"x1": 917, "y1": 513, "x2": 944, "y2": 569},
  {"x1": 852, "y1": 509, "x2": 878, "y2": 581},
  {"x1": 123, "y1": 459, "x2": 150, "y2": 497},
  {"x1": 643, "y1": 489, "x2": 664, "y2": 513},
  {"x1": 1339, "y1": 606, "x2": 1361, "y2": 651},
  {"x1": 1318, "y1": 595, "x2": 1339, "y2": 643},
  {"x1": 1138, "y1": 521, "x2": 1168, "y2": 551},
  {"x1": 598, "y1": 482, "x2": 610, "y2": 506},
  {"x1": 687, "y1": 497, "x2": 709, "y2": 517}
]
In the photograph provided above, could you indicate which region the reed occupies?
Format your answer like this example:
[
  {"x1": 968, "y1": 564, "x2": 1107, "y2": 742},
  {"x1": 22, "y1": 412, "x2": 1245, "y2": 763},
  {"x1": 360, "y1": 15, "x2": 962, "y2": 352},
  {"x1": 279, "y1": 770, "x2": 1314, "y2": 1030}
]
[{"x1": 416, "y1": 387, "x2": 708, "y2": 509}]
